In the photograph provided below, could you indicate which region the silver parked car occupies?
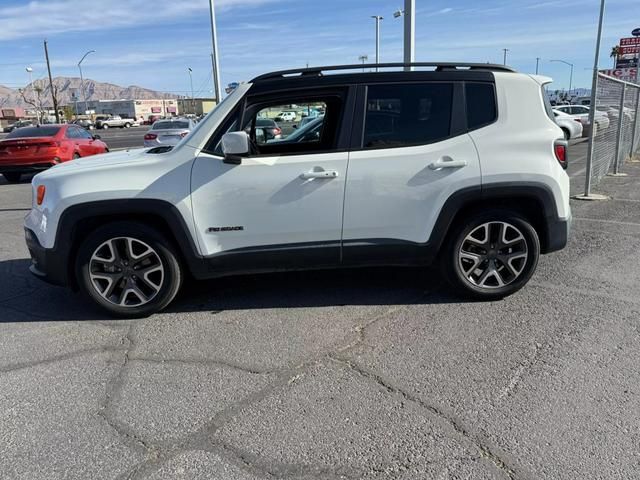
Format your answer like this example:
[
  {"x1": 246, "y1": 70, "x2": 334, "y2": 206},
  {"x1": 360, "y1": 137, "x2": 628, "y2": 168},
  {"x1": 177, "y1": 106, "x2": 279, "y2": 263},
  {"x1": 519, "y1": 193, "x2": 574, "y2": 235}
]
[{"x1": 144, "y1": 119, "x2": 195, "y2": 148}]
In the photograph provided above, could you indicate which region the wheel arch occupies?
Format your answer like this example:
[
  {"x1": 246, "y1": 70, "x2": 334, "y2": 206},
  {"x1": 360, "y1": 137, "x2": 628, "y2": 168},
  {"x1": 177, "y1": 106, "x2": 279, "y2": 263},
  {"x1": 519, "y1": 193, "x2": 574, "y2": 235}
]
[
  {"x1": 53, "y1": 199, "x2": 207, "y2": 289},
  {"x1": 429, "y1": 182, "x2": 564, "y2": 256}
]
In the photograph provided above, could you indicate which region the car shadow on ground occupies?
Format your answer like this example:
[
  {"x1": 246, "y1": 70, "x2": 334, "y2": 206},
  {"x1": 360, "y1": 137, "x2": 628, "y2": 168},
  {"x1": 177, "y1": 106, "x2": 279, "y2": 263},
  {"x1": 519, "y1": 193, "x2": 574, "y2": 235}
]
[{"x1": 0, "y1": 258, "x2": 470, "y2": 322}]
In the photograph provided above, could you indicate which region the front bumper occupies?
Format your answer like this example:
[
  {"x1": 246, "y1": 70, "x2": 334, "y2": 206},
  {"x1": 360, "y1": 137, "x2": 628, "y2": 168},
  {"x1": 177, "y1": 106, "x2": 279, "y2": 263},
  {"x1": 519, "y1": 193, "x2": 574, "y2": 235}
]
[{"x1": 24, "y1": 228, "x2": 69, "y2": 286}]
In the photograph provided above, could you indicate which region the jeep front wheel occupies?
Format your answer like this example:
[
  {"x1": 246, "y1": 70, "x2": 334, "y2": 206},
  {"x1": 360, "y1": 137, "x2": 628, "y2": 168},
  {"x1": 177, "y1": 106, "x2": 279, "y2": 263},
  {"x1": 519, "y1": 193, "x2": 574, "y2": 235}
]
[
  {"x1": 76, "y1": 222, "x2": 182, "y2": 317},
  {"x1": 443, "y1": 212, "x2": 540, "y2": 300}
]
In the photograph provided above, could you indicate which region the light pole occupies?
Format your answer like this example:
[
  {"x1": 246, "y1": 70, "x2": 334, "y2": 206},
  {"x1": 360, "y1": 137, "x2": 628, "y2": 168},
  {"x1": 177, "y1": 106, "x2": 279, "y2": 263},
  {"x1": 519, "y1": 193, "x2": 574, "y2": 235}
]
[
  {"x1": 371, "y1": 15, "x2": 383, "y2": 71},
  {"x1": 502, "y1": 48, "x2": 510, "y2": 66},
  {"x1": 358, "y1": 55, "x2": 368, "y2": 72},
  {"x1": 550, "y1": 59, "x2": 574, "y2": 94},
  {"x1": 25, "y1": 67, "x2": 38, "y2": 123},
  {"x1": 208, "y1": 0, "x2": 223, "y2": 103},
  {"x1": 394, "y1": 0, "x2": 415, "y2": 71},
  {"x1": 188, "y1": 67, "x2": 194, "y2": 114},
  {"x1": 78, "y1": 50, "x2": 95, "y2": 116},
  {"x1": 536, "y1": 57, "x2": 541, "y2": 74}
]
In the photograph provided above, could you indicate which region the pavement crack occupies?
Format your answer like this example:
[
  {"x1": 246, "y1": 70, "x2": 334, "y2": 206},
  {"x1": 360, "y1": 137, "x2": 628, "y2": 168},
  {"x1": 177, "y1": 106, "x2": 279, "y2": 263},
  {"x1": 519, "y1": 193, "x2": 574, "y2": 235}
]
[
  {"x1": 0, "y1": 346, "x2": 127, "y2": 374},
  {"x1": 126, "y1": 355, "x2": 273, "y2": 375},
  {"x1": 328, "y1": 356, "x2": 518, "y2": 480}
]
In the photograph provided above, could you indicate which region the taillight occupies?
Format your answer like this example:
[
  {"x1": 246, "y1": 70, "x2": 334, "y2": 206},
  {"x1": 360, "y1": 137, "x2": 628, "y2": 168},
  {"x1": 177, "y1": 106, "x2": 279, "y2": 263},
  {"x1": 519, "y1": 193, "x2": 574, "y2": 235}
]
[
  {"x1": 144, "y1": 133, "x2": 157, "y2": 140},
  {"x1": 554, "y1": 141, "x2": 568, "y2": 169},
  {"x1": 36, "y1": 185, "x2": 46, "y2": 205}
]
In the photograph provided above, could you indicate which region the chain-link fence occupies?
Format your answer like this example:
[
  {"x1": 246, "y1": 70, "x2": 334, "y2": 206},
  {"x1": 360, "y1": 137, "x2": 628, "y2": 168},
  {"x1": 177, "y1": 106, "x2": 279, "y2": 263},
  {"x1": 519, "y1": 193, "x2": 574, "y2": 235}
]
[{"x1": 585, "y1": 73, "x2": 640, "y2": 193}]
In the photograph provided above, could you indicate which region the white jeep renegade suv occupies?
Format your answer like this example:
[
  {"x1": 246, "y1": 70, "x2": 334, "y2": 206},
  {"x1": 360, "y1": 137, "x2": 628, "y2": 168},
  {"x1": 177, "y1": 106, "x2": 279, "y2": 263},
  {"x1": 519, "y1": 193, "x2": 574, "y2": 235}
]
[{"x1": 24, "y1": 63, "x2": 571, "y2": 317}]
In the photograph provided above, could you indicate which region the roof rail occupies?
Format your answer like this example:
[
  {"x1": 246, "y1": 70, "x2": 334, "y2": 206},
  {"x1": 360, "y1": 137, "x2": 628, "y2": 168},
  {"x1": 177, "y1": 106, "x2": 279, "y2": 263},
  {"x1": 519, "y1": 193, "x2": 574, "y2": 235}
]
[{"x1": 251, "y1": 62, "x2": 516, "y2": 82}]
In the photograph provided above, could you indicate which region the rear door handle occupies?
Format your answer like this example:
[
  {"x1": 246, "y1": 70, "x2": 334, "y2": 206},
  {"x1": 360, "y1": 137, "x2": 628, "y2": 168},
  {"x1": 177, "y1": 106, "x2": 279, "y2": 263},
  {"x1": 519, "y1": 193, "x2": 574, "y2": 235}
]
[
  {"x1": 300, "y1": 170, "x2": 339, "y2": 179},
  {"x1": 428, "y1": 157, "x2": 468, "y2": 170}
]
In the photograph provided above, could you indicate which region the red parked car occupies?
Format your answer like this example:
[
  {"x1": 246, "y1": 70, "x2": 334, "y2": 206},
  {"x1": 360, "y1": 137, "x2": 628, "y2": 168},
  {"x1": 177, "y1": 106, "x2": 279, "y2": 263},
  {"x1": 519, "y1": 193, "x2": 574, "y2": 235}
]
[{"x1": 0, "y1": 124, "x2": 109, "y2": 183}]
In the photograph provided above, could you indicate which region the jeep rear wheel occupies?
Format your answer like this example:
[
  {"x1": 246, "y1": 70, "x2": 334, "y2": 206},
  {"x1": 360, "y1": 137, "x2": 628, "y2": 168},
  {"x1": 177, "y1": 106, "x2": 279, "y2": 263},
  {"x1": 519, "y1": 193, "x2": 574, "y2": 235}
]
[
  {"x1": 76, "y1": 222, "x2": 182, "y2": 317},
  {"x1": 443, "y1": 211, "x2": 540, "y2": 300}
]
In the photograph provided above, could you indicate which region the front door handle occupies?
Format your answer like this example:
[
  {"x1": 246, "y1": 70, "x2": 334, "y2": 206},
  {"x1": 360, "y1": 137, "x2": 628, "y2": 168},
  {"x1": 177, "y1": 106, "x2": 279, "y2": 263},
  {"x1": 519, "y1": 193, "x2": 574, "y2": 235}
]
[
  {"x1": 428, "y1": 157, "x2": 468, "y2": 170},
  {"x1": 300, "y1": 170, "x2": 339, "y2": 179}
]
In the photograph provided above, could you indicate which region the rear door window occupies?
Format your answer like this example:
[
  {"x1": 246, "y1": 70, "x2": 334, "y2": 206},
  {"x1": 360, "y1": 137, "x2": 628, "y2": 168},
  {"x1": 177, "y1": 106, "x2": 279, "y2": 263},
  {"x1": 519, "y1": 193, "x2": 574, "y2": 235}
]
[
  {"x1": 7, "y1": 126, "x2": 60, "y2": 138},
  {"x1": 362, "y1": 83, "x2": 453, "y2": 149}
]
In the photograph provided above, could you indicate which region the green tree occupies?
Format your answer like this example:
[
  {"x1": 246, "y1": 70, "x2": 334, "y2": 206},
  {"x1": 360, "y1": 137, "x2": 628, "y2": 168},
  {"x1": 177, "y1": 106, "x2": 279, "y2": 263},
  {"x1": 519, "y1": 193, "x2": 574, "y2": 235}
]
[{"x1": 610, "y1": 45, "x2": 621, "y2": 68}]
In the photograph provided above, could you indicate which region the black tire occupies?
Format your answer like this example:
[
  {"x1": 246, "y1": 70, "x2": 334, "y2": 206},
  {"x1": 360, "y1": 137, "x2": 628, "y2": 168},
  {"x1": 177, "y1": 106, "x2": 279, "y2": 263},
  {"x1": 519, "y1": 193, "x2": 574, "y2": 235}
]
[
  {"x1": 102, "y1": 124, "x2": 109, "y2": 129},
  {"x1": 441, "y1": 210, "x2": 540, "y2": 300},
  {"x1": 124, "y1": 123, "x2": 131, "y2": 128},
  {"x1": 2, "y1": 172, "x2": 22, "y2": 183},
  {"x1": 561, "y1": 128, "x2": 570, "y2": 140},
  {"x1": 76, "y1": 222, "x2": 183, "y2": 318},
  {"x1": 73, "y1": 153, "x2": 81, "y2": 160}
]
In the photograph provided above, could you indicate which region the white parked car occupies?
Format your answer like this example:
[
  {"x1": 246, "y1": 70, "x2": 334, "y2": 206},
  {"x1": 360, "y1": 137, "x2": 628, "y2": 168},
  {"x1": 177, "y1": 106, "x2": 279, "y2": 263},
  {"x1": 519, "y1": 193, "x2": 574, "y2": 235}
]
[
  {"x1": 554, "y1": 105, "x2": 610, "y2": 134},
  {"x1": 552, "y1": 109, "x2": 584, "y2": 140},
  {"x1": 275, "y1": 111, "x2": 297, "y2": 122},
  {"x1": 24, "y1": 62, "x2": 571, "y2": 317},
  {"x1": 143, "y1": 118, "x2": 195, "y2": 148}
]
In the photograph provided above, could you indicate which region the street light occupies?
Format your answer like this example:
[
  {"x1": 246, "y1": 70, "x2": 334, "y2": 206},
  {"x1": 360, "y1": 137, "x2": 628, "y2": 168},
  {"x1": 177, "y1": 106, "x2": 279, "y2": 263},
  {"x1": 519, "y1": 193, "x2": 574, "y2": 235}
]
[
  {"x1": 536, "y1": 57, "x2": 541, "y2": 74},
  {"x1": 550, "y1": 59, "x2": 574, "y2": 94},
  {"x1": 371, "y1": 15, "x2": 383, "y2": 71},
  {"x1": 78, "y1": 50, "x2": 95, "y2": 116},
  {"x1": 393, "y1": 0, "x2": 415, "y2": 71},
  {"x1": 208, "y1": 0, "x2": 223, "y2": 103},
  {"x1": 25, "y1": 66, "x2": 38, "y2": 123},
  {"x1": 188, "y1": 67, "x2": 194, "y2": 114},
  {"x1": 358, "y1": 55, "x2": 368, "y2": 72}
]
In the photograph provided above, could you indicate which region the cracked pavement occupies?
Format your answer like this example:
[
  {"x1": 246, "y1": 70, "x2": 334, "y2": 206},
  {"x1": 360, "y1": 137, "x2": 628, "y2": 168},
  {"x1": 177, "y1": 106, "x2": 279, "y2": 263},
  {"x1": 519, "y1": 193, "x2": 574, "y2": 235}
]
[{"x1": 1, "y1": 145, "x2": 640, "y2": 479}]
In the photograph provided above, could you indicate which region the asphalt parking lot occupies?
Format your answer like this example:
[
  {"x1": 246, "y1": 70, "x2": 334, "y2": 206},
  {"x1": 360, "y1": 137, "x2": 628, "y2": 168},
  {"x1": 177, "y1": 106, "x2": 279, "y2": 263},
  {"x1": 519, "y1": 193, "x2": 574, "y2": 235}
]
[{"x1": 2, "y1": 141, "x2": 640, "y2": 480}]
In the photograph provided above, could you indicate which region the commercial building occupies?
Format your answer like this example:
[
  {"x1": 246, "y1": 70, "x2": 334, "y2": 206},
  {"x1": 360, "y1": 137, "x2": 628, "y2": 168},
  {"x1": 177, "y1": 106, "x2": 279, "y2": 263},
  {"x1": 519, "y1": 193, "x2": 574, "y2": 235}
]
[
  {"x1": 176, "y1": 98, "x2": 218, "y2": 116},
  {"x1": 83, "y1": 98, "x2": 179, "y2": 122}
]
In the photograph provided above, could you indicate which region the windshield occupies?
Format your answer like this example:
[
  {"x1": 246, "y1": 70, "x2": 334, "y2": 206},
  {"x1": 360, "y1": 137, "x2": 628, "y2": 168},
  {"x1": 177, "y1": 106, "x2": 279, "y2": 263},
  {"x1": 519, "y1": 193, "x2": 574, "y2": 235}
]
[
  {"x1": 153, "y1": 121, "x2": 190, "y2": 130},
  {"x1": 7, "y1": 126, "x2": 61, "y2": 138},
  {"x1": 270, "y1": 117, "x2": 323, "y2": 144}
]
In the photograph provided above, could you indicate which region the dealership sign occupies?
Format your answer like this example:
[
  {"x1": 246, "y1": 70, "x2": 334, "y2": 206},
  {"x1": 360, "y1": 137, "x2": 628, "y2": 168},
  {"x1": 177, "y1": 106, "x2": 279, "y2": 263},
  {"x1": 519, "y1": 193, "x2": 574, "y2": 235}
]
[
  {"x1": 632, "y1": 28, "x2": 640, "y2": 37},
  {"x1": 620, "y1": 45, "x2": 640, "y2": 55},
  {"x1": 600, "y1": 68, "x2": 638, "y2": 82},
  {"x1": 620, "y1": 37, "x2": 640, "y2": 46}
]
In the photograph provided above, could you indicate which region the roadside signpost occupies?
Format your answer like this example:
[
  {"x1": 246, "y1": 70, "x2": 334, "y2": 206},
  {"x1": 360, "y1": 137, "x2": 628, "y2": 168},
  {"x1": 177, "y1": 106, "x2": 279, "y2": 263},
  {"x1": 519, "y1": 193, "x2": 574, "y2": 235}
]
[{"x1": 618, "y1": 35, "x2": 640, "y2": 83}]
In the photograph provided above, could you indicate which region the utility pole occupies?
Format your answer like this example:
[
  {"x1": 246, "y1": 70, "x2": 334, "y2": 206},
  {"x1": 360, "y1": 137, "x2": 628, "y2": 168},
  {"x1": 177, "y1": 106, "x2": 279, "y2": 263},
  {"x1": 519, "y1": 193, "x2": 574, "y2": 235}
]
[
  {"x1": 403, "y1": 0, "x2": 415, "y2": 71},
  {"x1": 536, "y1": 57, "x2": 540, "y2": 74},
  {"x1": 44, "y1": 40, "x2": 59, "y2": 123},
  {"x1": 208, "y1": 0, "x2": 223, "y2": 103},
  {"x1": 502, "y1": 48, "x2": 510, "y2": 66},
  {"x1": 371, "y1": 15, "x2": 383, "y2": 71}
]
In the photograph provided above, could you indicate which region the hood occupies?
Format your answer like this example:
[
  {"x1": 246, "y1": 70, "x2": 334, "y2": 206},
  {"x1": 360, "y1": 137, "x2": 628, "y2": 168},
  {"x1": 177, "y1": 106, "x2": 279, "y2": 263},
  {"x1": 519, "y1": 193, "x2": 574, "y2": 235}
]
[{"x1": 38, "y1": 148, "x2": 150, "y2": 178}]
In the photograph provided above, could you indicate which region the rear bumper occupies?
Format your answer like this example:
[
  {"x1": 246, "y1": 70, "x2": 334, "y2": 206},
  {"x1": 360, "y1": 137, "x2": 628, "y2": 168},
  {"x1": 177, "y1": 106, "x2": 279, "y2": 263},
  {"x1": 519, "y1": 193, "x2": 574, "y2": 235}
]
[
  {"x1": 24, "y1": 228, "x2": 69, "y2": 287},
  {"x1": 0, "y1": 163, "x2": 56, "y2": 172},
  {"x1": 543, "y1": 213, "x2": 572, "y2": 254}
]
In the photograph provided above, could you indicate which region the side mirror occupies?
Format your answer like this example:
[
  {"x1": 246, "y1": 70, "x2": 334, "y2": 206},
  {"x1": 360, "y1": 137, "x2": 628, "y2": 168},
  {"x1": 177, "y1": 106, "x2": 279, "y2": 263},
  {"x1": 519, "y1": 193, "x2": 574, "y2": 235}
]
[
  {"x1": 93, "y1": 134, "x2": 101, "y2": 140},
  {"x1": 221, "y1": 131, "x2": 249, "y2": 165}
]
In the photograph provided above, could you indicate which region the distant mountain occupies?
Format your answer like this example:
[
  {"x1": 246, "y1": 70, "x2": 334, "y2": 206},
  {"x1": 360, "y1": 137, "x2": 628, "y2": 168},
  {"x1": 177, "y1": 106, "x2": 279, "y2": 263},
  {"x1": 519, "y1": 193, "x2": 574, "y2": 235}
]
[{"x1": 0, "y1": 77, "x2": 180, "y2": 109}]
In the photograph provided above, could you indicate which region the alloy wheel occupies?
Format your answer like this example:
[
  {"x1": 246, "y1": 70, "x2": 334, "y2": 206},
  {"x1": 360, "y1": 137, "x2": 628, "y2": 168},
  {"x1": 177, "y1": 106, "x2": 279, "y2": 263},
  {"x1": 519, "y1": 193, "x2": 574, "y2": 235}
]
[
  {"x1": 458, "y1": 221, "x2": 528, "y2": 289},
  {"x1": 89, "y1": 237, "x2": 164, "y2": 307}
]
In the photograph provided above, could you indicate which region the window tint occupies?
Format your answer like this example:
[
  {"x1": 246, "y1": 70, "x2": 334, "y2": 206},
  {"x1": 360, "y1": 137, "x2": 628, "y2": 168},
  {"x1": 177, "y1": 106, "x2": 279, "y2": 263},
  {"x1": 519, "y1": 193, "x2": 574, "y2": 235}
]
[
  {"x1": 7, "y1": 126, "x2": 60, "y2": 138},
  {"x1": 363, "y1": 83, "x2": 452, "y2": 149},
  {"x1": 466, "y1": 83, "x2": 497, "y2": 129},
  {"x1": 243, "y1": 98, "x2": 341, "y2": 156},
  {"x1": 153, "y1": 121, "x2": 190, "y2": 130}
]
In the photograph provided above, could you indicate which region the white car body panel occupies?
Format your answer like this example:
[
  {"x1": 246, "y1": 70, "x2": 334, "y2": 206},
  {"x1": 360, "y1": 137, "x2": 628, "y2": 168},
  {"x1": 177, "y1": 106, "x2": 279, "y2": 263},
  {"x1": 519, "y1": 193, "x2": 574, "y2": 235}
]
[
  {"x1": 472, "y1": 72, "x2": 570, "y2": 220},
  {"x1": 191, "y1": 151, "x2": 347, "y2": 256},
  {"x1": 343, "y1": 134, "x2": 480, "y2": 243}
]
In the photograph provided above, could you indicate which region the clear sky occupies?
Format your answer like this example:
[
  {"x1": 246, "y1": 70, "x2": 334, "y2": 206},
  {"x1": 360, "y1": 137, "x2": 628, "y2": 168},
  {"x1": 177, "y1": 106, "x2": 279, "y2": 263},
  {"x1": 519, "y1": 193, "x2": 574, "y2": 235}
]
[{"x1": 0, "y1": 0, "x2": 637, "y2": 97}]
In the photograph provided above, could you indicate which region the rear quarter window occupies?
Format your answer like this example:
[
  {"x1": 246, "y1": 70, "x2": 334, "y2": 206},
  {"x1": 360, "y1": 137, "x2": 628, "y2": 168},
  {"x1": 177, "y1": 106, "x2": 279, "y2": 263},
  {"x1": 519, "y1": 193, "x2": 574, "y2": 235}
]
[{"x1": 465, "y1": 83, "x2": 497, "y2": 130}]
